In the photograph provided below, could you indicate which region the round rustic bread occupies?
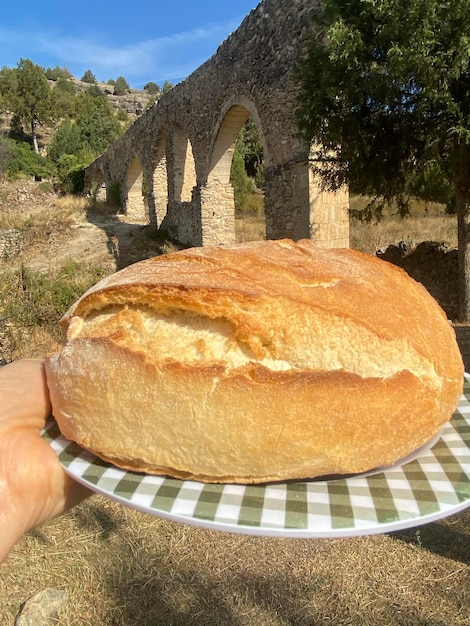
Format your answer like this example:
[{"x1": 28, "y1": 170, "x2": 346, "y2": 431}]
[{"x1": 45, "y1": 239, "x2": 464, "y2": 483}]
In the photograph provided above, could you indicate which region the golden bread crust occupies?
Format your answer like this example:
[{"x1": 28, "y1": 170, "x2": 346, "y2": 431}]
[{"x1": 45, "y1": 239, "x2": 464, "y2": 483}]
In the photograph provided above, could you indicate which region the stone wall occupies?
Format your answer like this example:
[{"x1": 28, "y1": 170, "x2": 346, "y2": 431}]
[
  {"x1": 84, "y1": 0, "x2": 349, "y2": 248},
  {"x1": 377, "y1": 241, "x2": 458, "y2": 320}
]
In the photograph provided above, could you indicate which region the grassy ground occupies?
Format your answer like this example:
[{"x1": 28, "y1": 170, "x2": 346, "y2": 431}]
[
  {"x1": 236, "y1": 194, "x2": 459, "y2": 253},
  {"x1": 0, "y1": 182, "x2": 469, "y2": 625},
  {"x1": 348, "y1": 195, "x2": 458, "y2": 254}
]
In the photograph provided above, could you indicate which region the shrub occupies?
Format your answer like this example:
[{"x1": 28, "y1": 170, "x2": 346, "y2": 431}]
[
  {"x1": 6, "y1": 141, "x2": 55, "y2": 179},
  {"x1": 0, "y1": 260, "x2": 107, "y2": 361},
  {"x1": 0, "y1": 136, "x2": 14, "y2": 180},
  {"x1": 44, "y1": 66, "x2": 72, "y2": 81},
  {"x1": 87, "y1": 84, "x2": 104, "y2": 98},
  {"x1": 48, "y1": 119, "x2": 83, "y2": 164},
  {"x1": 61, "y1": 164, "x2": 86, "y2": 195},
  {"x1": 230, "y1": 149, "x2": 254, "y2": 210},
  {"x1": 116, "y1": 108, "x2": 129, "y2": 122},
  {"x1": 114, "y1": 76, "x2": 130, "y2": 96},
  {"x1": 144, "y1": 81, "x2": 160, "y2": 95},
  {"x1": 81, "y1": 69, "x2": 97, "y2": 84}
]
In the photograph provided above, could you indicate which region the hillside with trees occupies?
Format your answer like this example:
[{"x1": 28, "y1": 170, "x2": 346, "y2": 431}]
[
  {"x1": 0, "y1": 59, "x2": 172, "y2": 193},
  {"x1": 0, "y1": 58, "x2": 263, "y2": 213}
]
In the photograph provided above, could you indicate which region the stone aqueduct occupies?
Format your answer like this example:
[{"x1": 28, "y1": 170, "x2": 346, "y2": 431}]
[{"x1": 84, "y1": 0, "x2": 349, "y2": 248}]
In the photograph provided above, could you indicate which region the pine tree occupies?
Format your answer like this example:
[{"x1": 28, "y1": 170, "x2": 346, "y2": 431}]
[{"x1": 297, "y1": 0, "x2": 470, "y2": 320}]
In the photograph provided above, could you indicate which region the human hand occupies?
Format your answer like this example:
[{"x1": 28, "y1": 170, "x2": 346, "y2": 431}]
[{"x1": 0, "y1": 358, "x2": 90, "y2": 563}]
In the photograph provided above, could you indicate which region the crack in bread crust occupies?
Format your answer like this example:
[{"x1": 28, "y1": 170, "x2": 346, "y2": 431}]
[{"x1": 46, "y1": 239, "x2": 464, "y2": 483}]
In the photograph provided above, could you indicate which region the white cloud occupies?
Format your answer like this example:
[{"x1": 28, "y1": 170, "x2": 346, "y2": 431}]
[{"x1": 0, "y1": 19, "x2": 239, "y2": 86}]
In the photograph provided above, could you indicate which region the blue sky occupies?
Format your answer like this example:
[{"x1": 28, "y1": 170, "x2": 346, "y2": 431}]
[{"x1": 0, "y1": 0, "x2": 261, "y2": 89}]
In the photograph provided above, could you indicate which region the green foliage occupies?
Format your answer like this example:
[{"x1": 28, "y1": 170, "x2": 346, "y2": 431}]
[
  {"x1": 407, "y1": 159, "x2": 455, "y2": 213},
  {"x1": 145, "y1": 96, "x2": 158, "y2": 110},
  {"x1": 114, "y1": 76, "x2": 130, "y2": 96},
  {"x1": 48, "y1": 92, "x2": 122, "y2": 167},
  {"x1": 2, "y1": 59, "x2": 56, "y2": 152},
  {"x1": 53, "y1": 76, "x2": 76, "y2": 96},
  {"x1": 44, "y1": 66, "x2": 72, "y2": 81},
  {"x1": 61, "y1": 164, "x2": 86, "y2": 195},
  {"x1": 0, "y1": 136, "x2": 14, "y2": 179},
  {"x1": 81, "y1": 69, "x2": 97, "y2": 84},
  {"x1": 7, "y1": 114, "x2": 29, "y2": 143},
  {"x1": 53, "y1": 77, "x2": 76, "y2": 96},
  {"x1": 50, "y1": 78, "x2": 76, "y2": 118},
  {"x1": 56, "y1": 153, "x2": 79, "y2": 176},
  {"x1": 297, "y1": 0, "x2": 470, "y2": 319},
  {"x1": 0, "y1": 61, "x2": 126, "y2": 183},
  {"x1": 74, "y1": 91, "x2": 122, "y2": 155},
  {"x1": 144, "y1": 81, "x2": 160, "y2": 95},
  {"x1": 230, "y1": 148, "x2": 254, "y2": 210},
  {"x1": 161, "y1": 80, "x2": 174, "y2": 94},
  {"x1": 296, "y1": 0, "x2": 470, "y2": 212},
  {"x1": 0, "y1": 66, "x2": 17, "y2": 112},
  {"x1": 116, "y1": 108, "x2": 129, "y2": 122},
  {"x1": 236, "y1": 117, "x2": 264, "y2": 183},
  {"x1": 87, "y1": 84, "x2": 104, "y2": 97},
  {"x1": 48, "y1": 118, "x2": 83, "y2": 163},
  {"x1": 47, "y1": 87, "x2": 123, "y2": 193},
  {"x1": 49, "y1": 121, "x2": 101, "y2": 195},
  {"x1": 1, "y1": 260, "x2": 107, "y2": 336},
  {"x1": 13, "y1": 59, "x2": 54, "y2": 121},
  {"x1": 230, "y1": 117, "x2": 265, "y2": 210},
  {"x1": 5, "y1": 140, "x2": 55, "y2": 179}
]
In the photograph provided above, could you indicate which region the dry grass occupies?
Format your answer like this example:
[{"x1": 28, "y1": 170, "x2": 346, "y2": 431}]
[
  {"x1": 236, "y1": 212, "x2": 266, "y2": 242},
  {"x1": 0, "y1": 183, "x2": 88, "y2": 229},
  {"x1": 236, "y1": 193, "x2": 459, "y2": 252},
  {"x1": 0, "y1": 182, "x2": 469, "y2": 625},
  {"x1": 2, "y1": 501, "x2": 469, "y2": 625},
  {"x1": 0, "y1": 189, "x2": 112, "y2": 362},
  {"x1": 350, "y1": 214, "x2": 458, "y2": 254},
  {"x1": 345, "y1": 195, "x2": 458, "y2": 254}
]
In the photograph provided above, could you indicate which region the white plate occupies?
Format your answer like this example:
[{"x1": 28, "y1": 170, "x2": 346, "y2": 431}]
[{"x1": 42, "y1": 376, "x2": 470, "y2": 538}]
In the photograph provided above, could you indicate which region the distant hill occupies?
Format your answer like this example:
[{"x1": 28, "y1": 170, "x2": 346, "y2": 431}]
[
  {"x1": 0, "y1": 76, "x2": 156, "y2": 152},
  {"x1": 66, "y1": 78, "x2": 153, "y2": 117}
]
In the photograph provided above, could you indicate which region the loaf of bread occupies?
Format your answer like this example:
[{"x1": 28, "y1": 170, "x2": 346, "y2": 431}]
[{"x1": 45, "y1": 239, "x2": 464, "y2": 483}]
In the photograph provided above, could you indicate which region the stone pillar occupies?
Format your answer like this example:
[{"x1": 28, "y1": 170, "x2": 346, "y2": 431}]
[
  {"x1": 309, "y1": 166, "x2": 349, "y2": 248},
  {"x1": 152, "y1": 156, "x2": 168, "y2": 227},
  {"x1": 95, "y1": 183, "x2": 107, "y2": 202},
  {"x1": 264, "y1": 159, "x2": 311, "y2": 241},
  {"x1": 264, "y1": 158, "x2": 350, "y2": 247},
  {"x1": 126, "y1": 169, "x2": 147, "y2": 223},
  {"x1": 200, "y1": 181, "x2": 236, "y2": 246}
]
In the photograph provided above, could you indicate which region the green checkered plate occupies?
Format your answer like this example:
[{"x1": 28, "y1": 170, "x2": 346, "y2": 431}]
[{"x1": 42, "y1": 375, "x2": 470, "y2": 538}]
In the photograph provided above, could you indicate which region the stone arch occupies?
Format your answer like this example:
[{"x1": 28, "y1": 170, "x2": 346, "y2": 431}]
[
  {"x1": 209, "y1": 102, "x2": 251, "y2": 183},
  {"x1": 160, "y1": 123, "x2": 202, "y2": 246},
  {"x1": 126, "y1": 155, "x2": 146, "y2": 223},
  {"x1": 84, "y1": 0, "x2": 350, "y2": 249},
  {"x1": 151, "y1": 130, "x2": 168, "y2": 227},
  {"x1": 173, "y1": 124, "x2": 197, "y2": 202},
  {"x1": 201, "y1": 97, "x2": 267, "y2": 245}
]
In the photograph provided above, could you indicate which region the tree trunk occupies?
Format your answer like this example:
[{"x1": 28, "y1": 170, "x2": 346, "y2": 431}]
[
  {"x1": 31, "y1": 120, "x2": 39, "y2": 154},
  {"x1": 456, "y1": 144, "x2": 470, "y2": 322}
]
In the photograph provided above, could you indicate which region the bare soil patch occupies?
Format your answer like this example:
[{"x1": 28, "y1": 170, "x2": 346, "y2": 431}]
[{"x1": 1, "y1": 180, "x2": 469, "y2": 626}]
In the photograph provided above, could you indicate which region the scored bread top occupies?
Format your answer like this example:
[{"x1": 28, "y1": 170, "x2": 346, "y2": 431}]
[
  {"x1": 47, "y1": 238, "x2": 464, "y2": 482},
  {"x1": 61, "y1": 239, "x2": 462, "y2": 388}
]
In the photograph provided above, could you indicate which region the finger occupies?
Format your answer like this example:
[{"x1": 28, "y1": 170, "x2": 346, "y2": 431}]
[{"x1": 0, "y1": 359, "x2": 51, "y2": 423}]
